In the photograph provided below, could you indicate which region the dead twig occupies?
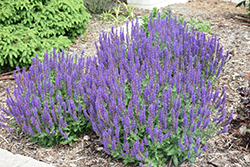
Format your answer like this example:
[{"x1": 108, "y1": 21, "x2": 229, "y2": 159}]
[
  {"x1": 228, "y1": 20, "x2": 250, "y2": 27},
  {"x1": 211, "y1": 18, "x2": 250, "y2": 26},
  {"x1": 0, "y1": 134, "x2": 9, "y2": 144},
  {"x1": 211, "y1": 20, "x2": 225, "y2": 23},
  {"x1": 245, "y1": 72, "x2": 250, "y2": 83},
  {"x1": 235, "y1": 15, "x2": 250, "y2": 23},
  {"x1": 0, "y1": 77, "x2": 14, "y2": 81},
  {"x1": 0, "y1": 69, "x2": 22, "y2": 78}
]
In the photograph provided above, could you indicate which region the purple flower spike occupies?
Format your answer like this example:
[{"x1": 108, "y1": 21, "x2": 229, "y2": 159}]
[
  {"x1": 187, "y1": 152, "x2": 191, "y2": 159},
  {"x1": 179, "y1": 139, "x2": 185, "y2": 151},
  {"x1": 202, "y1": 144, "x2": 208, "y2": 152},
  {"x1": 136, "y1": 154, "x2": 144, "y2": 161},
  {"x1": 194, "y1": 146, "x2": 198, "y2": 153},
  {"x1": 219, "y1": 126, "x2": 228, "y2": 133},
  {"x1": 45, "y1": 128, "x2": 50, "y2": 135},
  {"x1": 64, "y1": 133, "x2": 69, "y2": 140},
  {"x1": 191, "y1": 122, "x2": 197, "y2": 133},
  {"x1": 35, "y1": 123, "x2": 42, "y2": 134},
  {"x1": 144, "y1": 136, "x2": 149, "y2": 146},
  {"x1": 123, "y1": 141, "x2": 129, "y2": 152},
  {"x1": 174, "y1": 119, "x2": 179, "y2": 132}
]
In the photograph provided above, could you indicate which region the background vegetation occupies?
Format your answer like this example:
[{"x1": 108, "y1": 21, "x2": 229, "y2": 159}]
[{"x1": 0, "y1": 0, "x2": 90, "y2": 72}]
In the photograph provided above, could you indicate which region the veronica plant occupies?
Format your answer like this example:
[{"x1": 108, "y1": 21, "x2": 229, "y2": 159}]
[
  {"x1": 0, "y1": 49, "x2": 94, "y2": 147},
  {"x1": 83, "y1": 12, "x2": 231, "y2": 166}
]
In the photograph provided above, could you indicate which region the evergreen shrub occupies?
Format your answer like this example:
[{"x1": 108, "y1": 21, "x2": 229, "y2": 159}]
[
  {"x1": 0, "y1": 11, "x2": 232, "y2": 166},
  {"x1": 0, "y1": 0, "x2": 90, "y2": 71}
]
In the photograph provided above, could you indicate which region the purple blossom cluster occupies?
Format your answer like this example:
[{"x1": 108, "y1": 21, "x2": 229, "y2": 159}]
[
  {"x1": 84, "y1": 13, "x2": 232, "y2": 162},
  {"x1": 0, "y1": 11, "x2": 232, "y2": 165},
  {"x1": 0, "y1": 49, "x2": 92, "y2": 141}
]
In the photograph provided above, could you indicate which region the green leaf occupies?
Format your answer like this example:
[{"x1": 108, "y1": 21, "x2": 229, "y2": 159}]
[
  {"x1": 188, "y1": 157, "x2": 195, "y2": 163},
  {"x1": 236, "y1": 1, "x2": 246, "y2": 7},
  {"x1": 173, "y1": 155, "x2": 179, "y2": 166}
]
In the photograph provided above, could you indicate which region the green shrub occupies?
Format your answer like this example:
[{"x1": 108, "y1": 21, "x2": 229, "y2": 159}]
[
  {"x1": 0, "y1": 0, "x2": 91, "y2": 71},
  {"x1": 84, "y1": 0, "x2": 112, "y2": 14}
]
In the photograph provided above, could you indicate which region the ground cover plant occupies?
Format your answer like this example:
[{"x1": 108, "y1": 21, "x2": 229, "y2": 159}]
[
  {"x1": 0, "y1": 10, "x2": 232, "y2": 166},
  {"x1": 0, "y1": 0, "x2": 90, "y2": 72}
]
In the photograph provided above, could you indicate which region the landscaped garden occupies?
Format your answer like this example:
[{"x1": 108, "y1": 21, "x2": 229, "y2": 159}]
[{"x1": 0, "y1": 0, "x2": 250, "y2": 166}]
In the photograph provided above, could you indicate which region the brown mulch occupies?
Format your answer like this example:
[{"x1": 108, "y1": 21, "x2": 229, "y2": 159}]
[{"x1": 1, "y1": 0, "x2": 250, "y2": 166}]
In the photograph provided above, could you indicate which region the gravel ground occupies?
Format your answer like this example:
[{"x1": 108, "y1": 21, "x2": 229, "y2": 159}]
[{"x1": 1, "y1": 0, "x2": 250, "y2": 166}]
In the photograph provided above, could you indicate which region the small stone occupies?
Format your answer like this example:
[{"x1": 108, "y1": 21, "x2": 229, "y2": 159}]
[
  {"x1": 209, "y1": 159, "x2": 230, "y2": 167},
  {"x1": 109, "y1": 163, "x2": 116, "y2": 167},
  {"x1": 86, "y1": 161, "x2": 93, "y2": 166},
  {"x1": 69, "y1": 163, "x2": 77, "y2": 167},
  {"x1": 234, "y1": 163, "x2": 242, "y2": 167},
  {"x1": 83, "y1": 135, "x2": 90, "y2": 141},
  {"x1": 245, "y1": 37, "x2": 250, "y2": 41},
  {"x1": 96, "y1": 147, "x2": 103, "y2": 151},
  {"x1": 244, "y1": 155, "x2": 250, "y2": 162}
]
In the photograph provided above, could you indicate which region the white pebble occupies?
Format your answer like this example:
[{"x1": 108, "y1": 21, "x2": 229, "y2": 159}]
[
  {"x1": 96, "y1": 147, "x2": 103, "y2": 151},
  {"x1": 83, "y1": 135, "x2": 90, "y2": 141},
  {"x1": 244, "y1": 155, "x2": 250, "y2": 163}
]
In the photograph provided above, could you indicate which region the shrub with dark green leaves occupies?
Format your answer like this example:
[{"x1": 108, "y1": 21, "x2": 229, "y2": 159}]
[
  {"x1": 0, "y1": 0, "x2": 90, "y2": 71},
  {"x1": 84, "y1": 0, "x2": 112, "y2": 14},
  {"x1": 0, "y1": 11, "x2": 232, "y2": 166}
]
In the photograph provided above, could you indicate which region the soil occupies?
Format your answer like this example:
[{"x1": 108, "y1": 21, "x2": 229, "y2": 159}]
[{"x1": 1, "y1": 0, "x2": 250, "y2": 166}]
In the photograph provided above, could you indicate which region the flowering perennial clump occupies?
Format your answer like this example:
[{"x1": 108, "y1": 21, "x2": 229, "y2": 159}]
[
  {"x1": 0, "y1": 49, "x2": 96, "y2": 146},
  {"x1": 0, "y1": 11, "x2": 232, "y2": 166}
]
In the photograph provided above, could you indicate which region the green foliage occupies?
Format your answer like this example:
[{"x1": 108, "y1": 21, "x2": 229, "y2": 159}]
[
  {"x1": 84, "y1": 0, "x2": 112, "y2": 14},
  {"x1": 29, "y1": 113, "x2": 92, "y2": 147},
  {"x1": 106, "y1": 3, "x2": 126, "y2": 23},
  {"x1": 119, "y1": 0, "x2": 135, "y2": 20},
  {"x1": 188, "y1": 17, "x2": 211, "y2": 34},
  {"x1": 141, "y1": 7, "x2": 212, "y2": 35},
  {"x1": 0, "y1": 0, "x2": 90, "y2": 71},
  {"x1": 99, "y1": 1, "x2": 135, "y2": 23},
  {"x1": 236, "y1": 0, "x2": 250, "y2": 16},
  {"x1": 28, "y1": 95, "x2": 93, "y2": 148}
]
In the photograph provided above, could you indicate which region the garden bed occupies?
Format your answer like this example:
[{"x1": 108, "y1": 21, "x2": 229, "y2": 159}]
[{"x1": 0, "y1": 0, "x2": 250, "y2": 166}]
